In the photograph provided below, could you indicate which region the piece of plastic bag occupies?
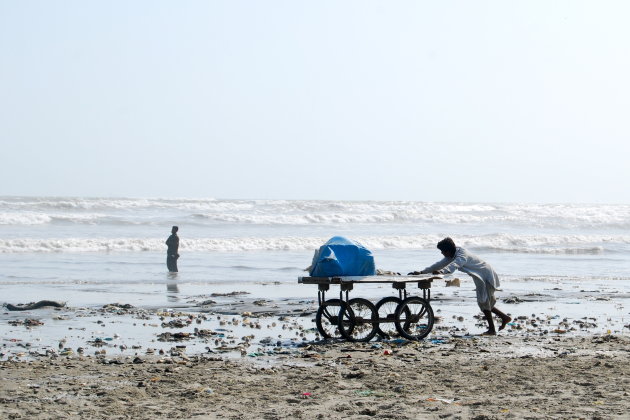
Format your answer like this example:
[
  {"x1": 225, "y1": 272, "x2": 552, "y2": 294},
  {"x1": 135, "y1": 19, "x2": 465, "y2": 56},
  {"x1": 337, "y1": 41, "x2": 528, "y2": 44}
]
[{"x1": 309, "y1": 236, "x2": 376, "y2": 277}]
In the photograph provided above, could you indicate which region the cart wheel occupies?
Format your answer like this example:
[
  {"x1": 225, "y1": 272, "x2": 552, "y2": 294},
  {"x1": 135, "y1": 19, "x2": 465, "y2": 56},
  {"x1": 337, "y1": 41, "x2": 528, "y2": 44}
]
[
  {"x1": 339, "y1": 298, "x2": 378, "y2": 342},
  {"x1": 374, "y1": 297, "x2": 410, "y2": 338},
  {"x1": 315, "y1": 299, "x2": 347, "y2": 339},
  {"x1": 394, "y1": 297, "x2": 434, "y2": 340}
]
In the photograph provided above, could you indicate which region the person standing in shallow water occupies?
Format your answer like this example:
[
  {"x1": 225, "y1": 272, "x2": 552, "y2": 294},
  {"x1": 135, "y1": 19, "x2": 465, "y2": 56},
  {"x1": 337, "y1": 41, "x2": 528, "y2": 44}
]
[
  {"x1": 409, "y1": 237, "x2": 511, "y2": 335},
  {"x1": 166, "y1": 226, "x2": 180, "y2": 272}
]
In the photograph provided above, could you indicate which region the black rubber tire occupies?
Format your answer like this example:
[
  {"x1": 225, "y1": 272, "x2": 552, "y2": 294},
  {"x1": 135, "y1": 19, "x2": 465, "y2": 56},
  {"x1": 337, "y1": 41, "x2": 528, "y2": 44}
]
[
  {"x1": 339, "y1": 298, "x2": 378, "y2": 342},
  {"x1": 374, "y1": 296, "x2": 408, "y2": 338},
  {"x1": 315, "y1": 299, "x2": 347, "y2": 339},
  {"x1": 394, "y1": 297, "x2": 434, "y2": 340}
]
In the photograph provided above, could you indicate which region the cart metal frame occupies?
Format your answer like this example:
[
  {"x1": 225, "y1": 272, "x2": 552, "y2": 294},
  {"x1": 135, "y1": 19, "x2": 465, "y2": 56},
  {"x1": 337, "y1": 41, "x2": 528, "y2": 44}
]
[{"x1": 299, "y1": 275, "x2": 441, "y2": 342}]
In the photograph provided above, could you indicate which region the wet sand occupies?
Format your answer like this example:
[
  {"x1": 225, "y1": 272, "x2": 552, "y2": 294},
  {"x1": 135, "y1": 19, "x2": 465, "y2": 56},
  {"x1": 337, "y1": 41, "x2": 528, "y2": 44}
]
[{"x1": 2, "y1": 334, "x2": 629, "y2": 419}]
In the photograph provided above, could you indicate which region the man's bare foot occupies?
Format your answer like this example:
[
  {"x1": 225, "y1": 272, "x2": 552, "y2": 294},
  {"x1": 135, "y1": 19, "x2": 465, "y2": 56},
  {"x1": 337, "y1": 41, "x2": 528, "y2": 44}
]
[
  {"x1": 499, "y1": 316, "x2": 512, "y2": 331},
  {"x1": 481, "y1": 330, "x2": 496, "y2": 336}
]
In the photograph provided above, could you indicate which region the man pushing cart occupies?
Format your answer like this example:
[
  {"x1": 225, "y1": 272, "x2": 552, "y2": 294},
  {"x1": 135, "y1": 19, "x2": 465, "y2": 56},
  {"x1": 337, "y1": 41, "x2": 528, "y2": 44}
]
[{"x1": 299, "y1": 236, "x2": 510, "y2": 342}]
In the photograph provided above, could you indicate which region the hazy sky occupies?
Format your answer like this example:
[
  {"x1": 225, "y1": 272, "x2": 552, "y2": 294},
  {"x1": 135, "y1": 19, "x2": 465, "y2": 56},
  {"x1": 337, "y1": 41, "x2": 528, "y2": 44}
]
[{"x1": 1, "y1": 1, "x2": 629, "y2": 203}]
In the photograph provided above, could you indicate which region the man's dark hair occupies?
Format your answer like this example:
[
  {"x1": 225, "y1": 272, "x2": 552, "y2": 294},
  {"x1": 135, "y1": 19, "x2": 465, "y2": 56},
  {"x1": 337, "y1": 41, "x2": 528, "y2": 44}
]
[
  {"x1": 437, "y1": 237, "x2": 456, "y2": 255},
  {"x1": 171, "y1": 226, "x2": 179, "y2": 234}
]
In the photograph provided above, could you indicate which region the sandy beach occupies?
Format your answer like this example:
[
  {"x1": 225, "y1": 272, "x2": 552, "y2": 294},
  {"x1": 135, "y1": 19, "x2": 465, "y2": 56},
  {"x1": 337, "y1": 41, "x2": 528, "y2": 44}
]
[
  {"x1": 2, "y1": 333, "x2": 629, "y2": 419},
  {"x1": 2, "y1": 286, "x2": 630, "y2": 420}
]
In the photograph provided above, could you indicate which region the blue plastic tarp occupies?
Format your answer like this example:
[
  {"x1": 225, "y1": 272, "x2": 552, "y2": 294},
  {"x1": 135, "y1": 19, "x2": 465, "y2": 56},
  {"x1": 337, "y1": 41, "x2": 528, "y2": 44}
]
[{"x1": 309, "y1": 236, "x2": 376, "y2": 277}]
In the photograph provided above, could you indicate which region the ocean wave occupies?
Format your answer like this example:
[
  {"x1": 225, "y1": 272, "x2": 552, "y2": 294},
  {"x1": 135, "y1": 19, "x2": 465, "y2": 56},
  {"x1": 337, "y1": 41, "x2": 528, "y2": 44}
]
[
  {"x1": 2, "y1": 198, "x2": 630, "y2": 228},
  {"x1": 475, "y1": 246, "x2": 605, "y2": 255},
  {"x1": 191, "y1": 212, "x2": 402, "y2": 225},
  {"x1": 189, "y1": 213, "x2": 630, "y2": 228},
  {"x1": 1, "y1": 234, "x2": 628, "y2": 254},
  {"x1": 0, "y1": 197, "x2": 240, "y2": 211}
]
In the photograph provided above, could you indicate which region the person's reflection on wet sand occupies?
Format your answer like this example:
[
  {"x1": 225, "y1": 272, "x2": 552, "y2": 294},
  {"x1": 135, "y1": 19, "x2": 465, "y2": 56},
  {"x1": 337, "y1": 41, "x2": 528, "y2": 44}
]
[{"x1": 166, "y1": 272, "x2": 179, "y2": 302}]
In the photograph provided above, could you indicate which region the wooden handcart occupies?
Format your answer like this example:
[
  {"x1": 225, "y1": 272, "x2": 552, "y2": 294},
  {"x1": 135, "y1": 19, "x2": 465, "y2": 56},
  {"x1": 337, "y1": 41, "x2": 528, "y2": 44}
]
[{"x1": 298, "y1": 274, "x2": 441, "y2": 342}]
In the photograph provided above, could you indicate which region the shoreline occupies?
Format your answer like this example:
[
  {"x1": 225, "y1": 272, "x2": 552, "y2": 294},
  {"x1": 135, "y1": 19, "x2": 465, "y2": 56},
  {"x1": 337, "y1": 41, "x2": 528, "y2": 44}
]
[{"x1": 3, "y1": 281, "x2": 630, "y2": 362}]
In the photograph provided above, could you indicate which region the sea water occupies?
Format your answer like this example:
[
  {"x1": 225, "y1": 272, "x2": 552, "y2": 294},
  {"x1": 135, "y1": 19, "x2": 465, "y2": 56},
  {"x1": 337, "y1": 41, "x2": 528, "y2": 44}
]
[
  {"x1": 2, "y1": 197, "x2": 629, "y2": 357},
  {"x1": 1, "y1": 197, "x2": 629, "y2": 308}
]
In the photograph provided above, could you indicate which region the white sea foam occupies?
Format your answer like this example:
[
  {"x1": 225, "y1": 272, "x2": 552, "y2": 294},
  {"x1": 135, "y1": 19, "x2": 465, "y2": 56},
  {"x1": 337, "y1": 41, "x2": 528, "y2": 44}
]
[
  {"x1": 0, "y1": 212, "x2": 52, "y2": 225},
  {"x1": 0, "y1": 212, "x2": 109, "y2": 225},
  {"x1": 1, "y1": 234, "x2": 628, "y2": 254}
]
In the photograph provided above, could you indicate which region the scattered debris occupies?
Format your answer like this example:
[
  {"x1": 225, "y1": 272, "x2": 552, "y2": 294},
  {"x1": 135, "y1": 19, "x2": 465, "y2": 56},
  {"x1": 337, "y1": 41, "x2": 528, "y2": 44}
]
[{"x1": 210, "y1": 291, "x2": 250, "y2": 297}]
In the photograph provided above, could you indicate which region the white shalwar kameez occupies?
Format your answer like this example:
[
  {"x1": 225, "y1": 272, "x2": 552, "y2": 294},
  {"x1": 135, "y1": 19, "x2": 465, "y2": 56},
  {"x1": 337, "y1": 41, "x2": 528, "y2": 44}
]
[{"x1": 420, "y1": 247, "x2": 500, "y2": 311}]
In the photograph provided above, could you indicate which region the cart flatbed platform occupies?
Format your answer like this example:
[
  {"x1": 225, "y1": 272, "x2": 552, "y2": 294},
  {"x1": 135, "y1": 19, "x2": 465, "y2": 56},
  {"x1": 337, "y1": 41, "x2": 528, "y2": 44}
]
[{"x1": 299, "y1": 274, "x2": 441, "y2": 284}]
